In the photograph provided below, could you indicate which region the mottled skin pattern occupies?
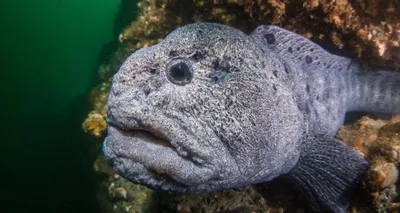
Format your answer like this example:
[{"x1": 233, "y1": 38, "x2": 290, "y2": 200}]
[
  {"x1": 251, "y1": 26, "x2": 400, "y2": 136},
  {"x1": 103, "y1": 23, "x2": 400, "y2": 212}
]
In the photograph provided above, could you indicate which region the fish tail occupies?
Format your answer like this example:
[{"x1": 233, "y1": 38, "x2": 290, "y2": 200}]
[{"x1": 347, "y1": 70, "x2": 400, "y2": 115}]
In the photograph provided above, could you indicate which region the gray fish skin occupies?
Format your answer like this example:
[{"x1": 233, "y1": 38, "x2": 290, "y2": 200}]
[
  {"x1": 251, "y1": 26, "x2": 400, "y2": 136},
  {"x1": 103, "y1": 23, "x2": 400, "y2": 212}
]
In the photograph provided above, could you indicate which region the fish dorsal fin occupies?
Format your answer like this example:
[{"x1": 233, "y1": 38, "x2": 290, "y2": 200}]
[{"x1": 250, "y1": 25, "x2": 352, "y2": 73}]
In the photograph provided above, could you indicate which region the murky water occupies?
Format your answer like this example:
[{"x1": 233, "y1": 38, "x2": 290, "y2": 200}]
[{"x1": 2, "y1": 0, "x2": 123, "y2": 212}]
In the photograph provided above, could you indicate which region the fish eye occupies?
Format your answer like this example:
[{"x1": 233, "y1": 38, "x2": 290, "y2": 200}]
[{"x1": 166, "y1": 59, "x2": 193, "y2": 85}]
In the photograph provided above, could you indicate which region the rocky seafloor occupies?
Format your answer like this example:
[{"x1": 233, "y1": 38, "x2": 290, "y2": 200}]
[{"x1": 82, "y1": 0, "x2": 400, "y2": 212}]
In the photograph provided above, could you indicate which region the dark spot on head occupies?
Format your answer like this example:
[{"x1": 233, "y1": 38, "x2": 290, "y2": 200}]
[
  {"x1": 226, "y1": 99, "x2": 233, "y2": 108},
  {"x1": 161, "y1": 98, "x2": 170, "y2": 106},
  {"x1": 219, "y1": 59, "x2": 230, "y2": 72},
  {"x1": 150, "y1": 69, "x2": 156, "y2": 74},
  {"x1": 236, "y1": 57, "x2": 244, "y2": 65},
  {"x1": 212, "y1": 59, "x2": 219, "y2": 69},
  {"x1": 310, "y1": 48, "x2": 314, "y2": 52},
  {"x1": 143, "y1": 86, "x2": 151, "y2": 96},
  {"x1": 306, "y1": 85, "x2": 310, "y2": 93},
  {"x1": 296, "y1": 47, "x2": 300, "y2": 51},
  {"x1": 288, "y1": 47, "x2": 293, "y2": 53},
  {"x1": 192, "y1": 51, "x2": 203, "y2": 61},
  {"x1": 169, "y1": 51, "x2": 178, "y2": 57},
  {"x1": 305, "y1": 55, "x2": 312, "y2": 64},
  {"x1": 195, "y1": 30, "x2": 204, "y2": 39},
  {"x1": 264, "y1": 33, "x2": 276, "y2": 44},
  {"x1": 273, "y1": 85, "x2": 277, "y2": 91},
  {"x1": 273, "y1": 70, "x2": 278, "y2": 77},
  {"x1": 177, "y1": 106, "x2": 185, "y2": 113}
]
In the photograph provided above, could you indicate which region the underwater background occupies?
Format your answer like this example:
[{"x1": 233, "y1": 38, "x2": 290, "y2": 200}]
[
  {"x1": 2, "y1": 0, "x2": 400, "y2": 213},
  {"x1": 2, "y1": 0, "x2": 135, "y2": 212}
]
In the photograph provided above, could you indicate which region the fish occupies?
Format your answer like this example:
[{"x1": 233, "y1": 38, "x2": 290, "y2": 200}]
[{"x1": 102, "y1": 22, "x2": 400, "y2": 213}]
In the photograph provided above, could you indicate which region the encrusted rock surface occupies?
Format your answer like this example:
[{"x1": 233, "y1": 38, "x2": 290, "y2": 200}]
[{"x1": 337, "y1": 115, "x2": 400, "y2": 213}]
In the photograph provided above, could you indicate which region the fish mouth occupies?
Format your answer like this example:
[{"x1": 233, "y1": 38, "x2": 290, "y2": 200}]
[
  {"x1": 103, "y1": 117, "x2": 216, "y2": 187},
  {"x1": 107, "y1": 121, "x2": 207, "y2": 166}
]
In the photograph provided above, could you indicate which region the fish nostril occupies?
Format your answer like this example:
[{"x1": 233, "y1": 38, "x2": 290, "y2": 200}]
[
  {"x1": 144, "y1": 88, "x2": 151, "y2": 96},
  {"x1": 142, "y1": 85, "x2": 151, "y2": 97}
]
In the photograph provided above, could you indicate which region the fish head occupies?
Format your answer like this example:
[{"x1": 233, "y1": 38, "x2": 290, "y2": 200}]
[{"x1": 103, "y1": 23, "x2": 303, "y2": 193}]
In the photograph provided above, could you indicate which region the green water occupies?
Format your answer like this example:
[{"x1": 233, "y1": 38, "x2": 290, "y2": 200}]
[{"x1": 2, "y1": 0, "x2": 124, "y2": 212}]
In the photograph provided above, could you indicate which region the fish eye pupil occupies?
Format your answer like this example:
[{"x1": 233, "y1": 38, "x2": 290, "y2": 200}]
[
  {"x1": 171, "y1": 64, "x2": 187, "y2": 79},
  {"x1": 167, "y1": 61, "x2": 193, "y2": 85}
]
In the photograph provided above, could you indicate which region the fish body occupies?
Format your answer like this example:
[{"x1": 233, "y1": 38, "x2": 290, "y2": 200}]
[{"x1": 103, "y1": 23, "x2": 400, "y2": 212}]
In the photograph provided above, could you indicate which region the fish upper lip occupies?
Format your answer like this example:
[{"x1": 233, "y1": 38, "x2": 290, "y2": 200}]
[{"x1": 107, "y1": 116, "x2": 207, "y2": 166}]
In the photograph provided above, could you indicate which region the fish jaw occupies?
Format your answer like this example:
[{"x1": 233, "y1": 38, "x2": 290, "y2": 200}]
[{"x1": 102, "y1": 113, "x2": 244, "y2": 193}]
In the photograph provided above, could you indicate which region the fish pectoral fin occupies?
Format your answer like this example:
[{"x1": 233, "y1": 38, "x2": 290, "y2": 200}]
[{"x1": 284, "y1": 135, "x2": 369, "y2": 213}]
